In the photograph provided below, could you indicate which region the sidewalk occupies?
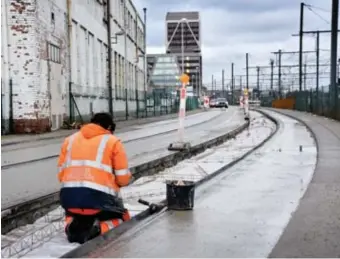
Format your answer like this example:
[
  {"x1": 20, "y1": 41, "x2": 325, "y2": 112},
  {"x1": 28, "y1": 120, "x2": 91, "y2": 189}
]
[{"x1": 1, "y1": 110, "x2": 203, "y2": 146}]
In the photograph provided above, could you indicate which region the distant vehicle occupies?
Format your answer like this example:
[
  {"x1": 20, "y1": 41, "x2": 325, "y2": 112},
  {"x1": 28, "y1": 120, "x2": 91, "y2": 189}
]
[{"x1": 210, "y1": 98, "x2": 228, "y2": 108}]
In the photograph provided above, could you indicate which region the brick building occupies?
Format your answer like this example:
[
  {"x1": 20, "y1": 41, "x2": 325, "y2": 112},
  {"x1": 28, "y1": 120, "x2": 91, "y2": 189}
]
[{"x1": 1, "y1": 0, "x2": 146, "y2": 134}]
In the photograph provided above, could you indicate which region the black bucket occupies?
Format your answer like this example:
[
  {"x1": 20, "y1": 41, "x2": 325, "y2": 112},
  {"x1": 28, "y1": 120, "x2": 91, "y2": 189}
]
[{"x1": 166, "y1": 180, "x2": 195, "y2": 210}]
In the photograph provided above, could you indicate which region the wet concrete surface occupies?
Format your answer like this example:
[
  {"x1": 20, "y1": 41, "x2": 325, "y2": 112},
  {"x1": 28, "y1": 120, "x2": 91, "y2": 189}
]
[
  {"x1": 90, "y1": 111, "x2": 318, "y2": 258},
  {"x1": 268, "y1": 109, "x2": 340, "y2": 258},
  {"x1": 1, "y1": 108, "x2": 244, "y2": 208}
]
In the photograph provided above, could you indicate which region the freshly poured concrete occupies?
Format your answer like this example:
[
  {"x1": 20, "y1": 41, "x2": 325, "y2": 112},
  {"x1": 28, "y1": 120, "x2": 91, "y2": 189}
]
[{"x1": 91, "y1": 111, "x2": 318, "y2": 258}]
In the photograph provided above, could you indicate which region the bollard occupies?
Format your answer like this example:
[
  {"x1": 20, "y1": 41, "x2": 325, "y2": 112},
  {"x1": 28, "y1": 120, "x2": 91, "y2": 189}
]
[
  {"x1": 299, "y1": 145, "x2": 303, "y2": 152},
  {"x1": 166, "y1": 180, "x2": 195, "y2": 210}
]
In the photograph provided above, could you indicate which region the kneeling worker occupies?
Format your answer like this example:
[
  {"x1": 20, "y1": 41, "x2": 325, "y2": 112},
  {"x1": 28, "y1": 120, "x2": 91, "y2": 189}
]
[{"x1": 57, "y1": 112, "x2": 132, "y2": 244}]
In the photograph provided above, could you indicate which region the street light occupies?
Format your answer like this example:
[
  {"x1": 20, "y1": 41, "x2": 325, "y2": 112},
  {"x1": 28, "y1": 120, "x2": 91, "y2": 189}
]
[{"x1": 180, "y1": 18, "x2": 186, "y2": 75}]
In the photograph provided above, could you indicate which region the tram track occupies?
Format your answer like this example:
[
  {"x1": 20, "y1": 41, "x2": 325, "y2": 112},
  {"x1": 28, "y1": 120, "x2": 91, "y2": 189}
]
[
  {"x1": 1, "y1": 111, "x2": 223, "y2": 169},
  {"x1": 1, "y1": 111, "x2": 248, "y2": 235},
  {"x1": 1, "y1": 110, "x2": 278, "y2": 258}
]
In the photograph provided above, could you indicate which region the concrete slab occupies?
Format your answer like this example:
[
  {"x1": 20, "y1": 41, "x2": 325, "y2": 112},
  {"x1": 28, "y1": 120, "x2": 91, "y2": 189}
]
[
  {"x1": 88, "y1": 110, "x2": 318, "y2": 258},
  {"x1": 268, "y1": 109, "x2": 340, "y2": 258}
]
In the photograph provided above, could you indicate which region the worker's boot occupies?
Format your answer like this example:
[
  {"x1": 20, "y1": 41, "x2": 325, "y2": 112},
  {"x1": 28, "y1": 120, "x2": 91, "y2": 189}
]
[{"x1": 65, "y1": 216, "x2": 101, "y2": 244}]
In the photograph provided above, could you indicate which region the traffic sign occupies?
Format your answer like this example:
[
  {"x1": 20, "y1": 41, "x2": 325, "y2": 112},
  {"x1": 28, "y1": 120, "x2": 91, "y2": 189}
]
[
  {"x1": 243, "y1": 88, "x2": 248, "y2": 96},
  {"x1": 180, "y1": 73, "x2": 190, "y2": 84}
]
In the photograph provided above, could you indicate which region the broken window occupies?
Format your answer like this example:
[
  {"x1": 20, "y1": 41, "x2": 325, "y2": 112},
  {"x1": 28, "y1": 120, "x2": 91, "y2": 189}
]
[{"x1": 48, "y1": 43, "x2": 61, "y2": 64}]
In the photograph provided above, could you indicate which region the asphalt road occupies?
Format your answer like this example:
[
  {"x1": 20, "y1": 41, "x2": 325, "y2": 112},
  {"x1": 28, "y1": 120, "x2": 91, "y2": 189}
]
[{"x1": 1, "y1": 108, "x2": 244, "y2": 208}]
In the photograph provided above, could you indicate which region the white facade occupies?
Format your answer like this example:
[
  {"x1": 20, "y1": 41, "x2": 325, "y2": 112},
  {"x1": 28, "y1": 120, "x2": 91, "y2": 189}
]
[{"x1": 1, "y1": 0, "x2": 146, "y2": 133}]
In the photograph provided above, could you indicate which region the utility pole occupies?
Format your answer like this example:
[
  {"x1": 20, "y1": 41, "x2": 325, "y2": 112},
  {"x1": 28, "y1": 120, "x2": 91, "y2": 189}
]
[
  {"x1": 222, "y1": 69, "x2": 225, "y2": 98},
  {"x1": 278, "y1": 49, "x2": 282, "y2": 98},
  {"x1": 299, "y1": 2, "x2": 305, "y2": 92},
  {"x1": 270, "y1": 59, "x2": 274, "y2": 91},
  {"x1": 304, "y1": 63, "x2": 307, "y2": 90},
  {"x1": 180, "y1": 19, "x2": 185, "y2": 74},
  {"x1": 107, "y1": 0, "x2": 113, "y2": 117},
  {"x1": 123, "y1": 0, "x2": 128, "y2": 120},
  {"x1": 246, "y1": 53, "x2": 249, "y2": 89},
  {"x1": 143, "y1": 8, "x2": 147, "y2": 112},
  {"x1": 231, "y1": 63, "x2": 234, "y2": 104},
  {"x1": 316, "y1": 30, "x2": 320, "y2": 111},
  {"x1": 256, "y1": 66, "x2": 260, "y2": 92},
  {"x1": 330, "y1": 0, "x2": 339, "y2": 118},
  {"x1": 211, "y1": 74, "x2": 214, "y2": 92},
  {"x1": 240, "y1": 75, "x2": 242, "y2": 89},
  {"x1": 66, "y1": 0, "x2": 73, "y2": 123}
]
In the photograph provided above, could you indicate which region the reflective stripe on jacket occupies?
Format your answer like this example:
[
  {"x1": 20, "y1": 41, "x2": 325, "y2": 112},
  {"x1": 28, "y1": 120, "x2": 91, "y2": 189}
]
[
  {"x1": 65, "y1": 210, "x2": 130, "y2": 234},
  {"x1": 58, "y1": 123, "x2": 132, "y2": 211},
  {"x1": 65, "y1": 216, "x2": 126, "y2": 234}
]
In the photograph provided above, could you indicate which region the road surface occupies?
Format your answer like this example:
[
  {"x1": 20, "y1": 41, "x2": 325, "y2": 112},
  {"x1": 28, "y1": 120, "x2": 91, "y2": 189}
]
[
  {"x1": 81, "y1": 110, "x2": 320, "y2": 257},
  {"x1": 1, "y1": 108, "x2": 244, "y2": 208}
]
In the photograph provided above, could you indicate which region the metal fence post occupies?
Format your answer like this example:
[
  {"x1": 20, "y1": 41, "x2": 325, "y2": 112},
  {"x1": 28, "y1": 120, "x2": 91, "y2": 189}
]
[
  {"x1": 9, "y1": 79, "x2": 14, "y2": 134},
  {"x1": 153, "y1": 91, "x2": 156, "y2": 116},
  {"x1": 125, "y1": 88, "x2": 129, "y2": 120},
  {"x1": 136, "y1": 89, "x2": 139, "y2": 119},
  {"x1": 145, "y1": 91, "x2": 148, "y2": 118},
  {"x1": 68, "y1": 81, "x2": 73, "y2": 124}
]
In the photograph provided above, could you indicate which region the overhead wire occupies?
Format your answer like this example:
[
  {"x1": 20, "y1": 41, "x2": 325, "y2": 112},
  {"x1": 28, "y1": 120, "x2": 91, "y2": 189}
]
[{"x1": 305, "y1": 4, "x2": 330, "y2": 24}]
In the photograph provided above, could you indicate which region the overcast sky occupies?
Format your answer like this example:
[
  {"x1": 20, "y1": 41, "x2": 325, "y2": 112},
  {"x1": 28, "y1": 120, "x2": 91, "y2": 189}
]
[{"x1": 134, "y1": 0, "x2": 339, "y2": 91}]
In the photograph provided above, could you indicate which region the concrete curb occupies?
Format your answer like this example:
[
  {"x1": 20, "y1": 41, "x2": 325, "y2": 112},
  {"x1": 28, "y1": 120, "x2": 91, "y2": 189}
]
[
  {"x1": 1, "y1": 118, "x2": 249, "y2": 235},
  {"x1": 60, "y1": 111, "x2": 279, "y2": 258}
]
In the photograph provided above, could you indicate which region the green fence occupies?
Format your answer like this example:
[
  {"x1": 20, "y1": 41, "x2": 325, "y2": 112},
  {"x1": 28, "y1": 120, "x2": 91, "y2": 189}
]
[
  {"x1": 69, "y1": 88, "x2": 201, "y2": 124},
  {"x1": 261, "y1": 86, "x2": 340, "y2": 121},
  {"x1": 142, "y1": 90, "x2": 199, "y2": 119}
]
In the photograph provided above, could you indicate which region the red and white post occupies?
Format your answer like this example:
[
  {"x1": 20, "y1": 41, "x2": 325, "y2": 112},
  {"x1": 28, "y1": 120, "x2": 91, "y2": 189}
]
[{"x1": 178, "y1": 85, "x2": 187, "y2": 142}]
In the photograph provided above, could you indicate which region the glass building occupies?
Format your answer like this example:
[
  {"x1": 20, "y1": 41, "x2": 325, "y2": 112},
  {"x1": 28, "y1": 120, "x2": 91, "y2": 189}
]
[{"x1": 147, "y1": 54, "x2": 182, "y2": 93}]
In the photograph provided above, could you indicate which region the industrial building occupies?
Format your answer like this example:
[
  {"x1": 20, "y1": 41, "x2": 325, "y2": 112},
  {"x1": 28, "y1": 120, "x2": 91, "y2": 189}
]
[
  {"x1": 1, "y1": 0, "x2": 146, "y2": 134},
  {"x1": 165, "y1": 11, "x2": 202, "y2": 94}
]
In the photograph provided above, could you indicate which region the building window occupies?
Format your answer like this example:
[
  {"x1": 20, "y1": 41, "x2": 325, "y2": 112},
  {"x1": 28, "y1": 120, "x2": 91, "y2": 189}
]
[{"x1": 48, "y1": 43, "x2": 61, "y2": 63}]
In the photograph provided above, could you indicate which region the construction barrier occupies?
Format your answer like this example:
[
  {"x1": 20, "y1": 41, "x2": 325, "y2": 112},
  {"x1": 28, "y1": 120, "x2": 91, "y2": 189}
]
[
  {"x1": 260, "y1": 86, "x2": 340, "y2": 121},
  {"x1": 272, "y1": 98, "x2": 295, "y2": 110}
]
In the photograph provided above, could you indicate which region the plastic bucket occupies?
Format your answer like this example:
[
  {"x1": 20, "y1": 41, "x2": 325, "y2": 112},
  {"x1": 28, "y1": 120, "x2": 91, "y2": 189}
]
[{"x1": 166, "y1": 180, "x2": 195, "y2": 210}]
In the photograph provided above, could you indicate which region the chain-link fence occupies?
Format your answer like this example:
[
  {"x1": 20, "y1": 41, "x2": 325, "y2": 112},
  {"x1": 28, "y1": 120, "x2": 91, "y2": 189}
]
[
  {"x1": 260, "y1": 86, "x2": 340, "y2": 121},
  {"x1": 2, "y1": 80, "x2": 201, "y2": 135}
]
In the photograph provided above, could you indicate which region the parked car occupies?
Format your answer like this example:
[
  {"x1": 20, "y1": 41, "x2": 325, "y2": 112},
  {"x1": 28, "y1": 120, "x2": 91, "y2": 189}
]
[{"x1": 210, "y1": 98, "x2": 228, "y2": 108}]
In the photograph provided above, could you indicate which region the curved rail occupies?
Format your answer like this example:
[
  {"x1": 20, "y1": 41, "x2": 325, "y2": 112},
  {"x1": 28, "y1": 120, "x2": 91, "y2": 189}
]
[
  {"x1": 61, "y1": 110, "x2": 279, "y2": 258},
  {"x1": 1, "y1": 116, "x2": 249, "y2": 235}
]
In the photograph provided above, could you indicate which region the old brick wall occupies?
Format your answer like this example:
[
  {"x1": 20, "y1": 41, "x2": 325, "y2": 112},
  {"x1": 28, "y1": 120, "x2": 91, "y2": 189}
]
[
  {"x1": 36, "y1": 0, "x2": 68, "y2": 130},
  {"x1": 7, "y1": 0, "x2": 50, "y2": 133},
  {"x1": 6, "y1": 0, "x2": 68, "y2": 133},
  {"x1": 4, "y1": 0, "x2": 147, "y2": 134}
]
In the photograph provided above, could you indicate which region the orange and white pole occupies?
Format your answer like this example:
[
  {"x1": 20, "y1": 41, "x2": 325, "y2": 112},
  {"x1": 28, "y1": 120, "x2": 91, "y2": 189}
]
[
  {"x1": 177, "y1": 73, "x2": 189, "y2": 143},
  {"x1": 203, "y1": 96, "x2": 209, "y2": 109},
  {"x1": 178, "y1": 84, "x2": 187, "y2": 142}
]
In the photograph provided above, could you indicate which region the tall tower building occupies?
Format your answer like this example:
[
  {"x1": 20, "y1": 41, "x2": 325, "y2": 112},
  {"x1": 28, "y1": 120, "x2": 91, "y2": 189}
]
[{"x1": 165, "y1": 11, "x2": 202, "y2": 94}]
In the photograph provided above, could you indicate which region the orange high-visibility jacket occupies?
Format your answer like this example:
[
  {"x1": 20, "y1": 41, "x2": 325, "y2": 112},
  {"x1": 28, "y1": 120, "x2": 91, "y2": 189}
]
[{"x1": 58, "y1": 123, "x2": 131, "y2": 212}]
